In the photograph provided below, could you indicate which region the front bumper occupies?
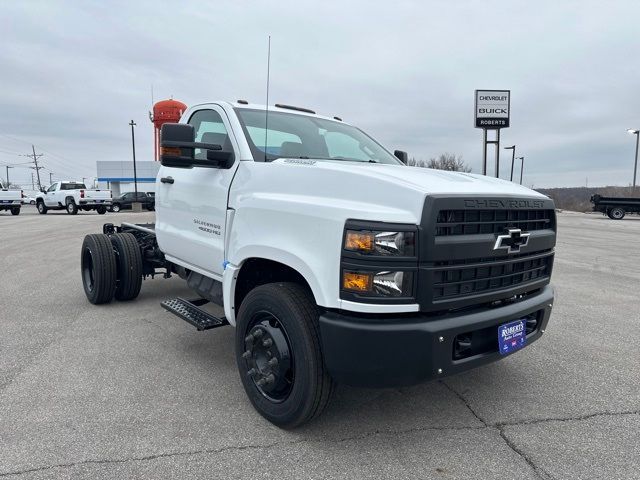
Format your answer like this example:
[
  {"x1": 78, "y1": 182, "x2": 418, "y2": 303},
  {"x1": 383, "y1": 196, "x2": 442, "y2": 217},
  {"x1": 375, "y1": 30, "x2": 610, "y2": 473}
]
[{"x1": 319, "y1": 285, "x2": 554, "y2": 387}]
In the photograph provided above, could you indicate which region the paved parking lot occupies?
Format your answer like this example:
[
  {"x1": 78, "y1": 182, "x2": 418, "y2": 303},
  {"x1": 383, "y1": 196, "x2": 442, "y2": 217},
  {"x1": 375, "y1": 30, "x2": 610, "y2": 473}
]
[{"x1": 1, "y1": 207, "x2": 638, "y2": 479}]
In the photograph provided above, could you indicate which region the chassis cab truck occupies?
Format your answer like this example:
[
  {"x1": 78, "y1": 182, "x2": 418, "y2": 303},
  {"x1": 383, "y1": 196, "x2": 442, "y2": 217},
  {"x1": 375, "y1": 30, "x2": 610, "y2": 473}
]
[{"x1": 80, "y1": 101, "x2": 556, "y2": 428}]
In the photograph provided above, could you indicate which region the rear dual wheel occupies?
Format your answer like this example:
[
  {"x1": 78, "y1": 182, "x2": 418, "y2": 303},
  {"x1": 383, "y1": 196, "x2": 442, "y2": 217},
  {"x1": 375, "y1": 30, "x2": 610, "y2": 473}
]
[
  {"x1": 81, "y1": 232, "x2": 142, "y2": 304},
  {"x1": 235, "y1": 282, "x2": 334, "y2": 429}
]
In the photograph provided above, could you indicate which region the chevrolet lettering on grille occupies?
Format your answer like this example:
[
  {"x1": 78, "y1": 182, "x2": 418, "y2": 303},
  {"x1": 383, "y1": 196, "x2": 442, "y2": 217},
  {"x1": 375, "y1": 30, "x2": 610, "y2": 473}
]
[{"x1": 493, "y1": 228, "x2": 530, "y2": 254}]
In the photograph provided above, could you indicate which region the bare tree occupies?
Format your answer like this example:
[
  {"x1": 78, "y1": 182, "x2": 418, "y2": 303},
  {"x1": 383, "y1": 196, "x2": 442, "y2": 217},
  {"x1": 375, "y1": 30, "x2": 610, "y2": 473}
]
[
  {"x1": 407, "y1": 153, "x2": 471, "y2": 172},
  {"x1": 426, "y1": 153, "x2": 471, "y2": 172}
]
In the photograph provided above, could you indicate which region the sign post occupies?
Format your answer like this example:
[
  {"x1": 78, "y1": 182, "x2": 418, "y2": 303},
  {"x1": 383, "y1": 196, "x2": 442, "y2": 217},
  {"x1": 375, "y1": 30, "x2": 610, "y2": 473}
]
[{"x1": 475, "y1": 90, "x2": 510, "y2": 177}]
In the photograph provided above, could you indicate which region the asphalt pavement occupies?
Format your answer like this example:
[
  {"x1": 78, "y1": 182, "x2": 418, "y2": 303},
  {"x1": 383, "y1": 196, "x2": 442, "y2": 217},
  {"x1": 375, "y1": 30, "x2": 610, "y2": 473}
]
[{"x1": 0, "y1": 206, "x2": 638, "y2": 479}]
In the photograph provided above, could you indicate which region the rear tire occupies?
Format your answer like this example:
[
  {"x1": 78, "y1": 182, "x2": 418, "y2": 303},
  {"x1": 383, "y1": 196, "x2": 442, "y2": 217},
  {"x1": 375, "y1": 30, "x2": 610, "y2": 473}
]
[
  {"x1": 66, "y1": 200, "x2": 78, "y2": 215},
  {"x1": 110, "y1": 233, "x2": 143, "y2": 301},
  {"x1": 609, "y1": 207, "x2": 625, "y2": 220},
  {"x1": 10, "y1": 207, "x2": 20, "y2": 215},
  {"x1": 37, "y1": 201, "x2": 47, "y2": 214},
  {"x1": 96, "y1": 205, "x2": 107, "y2": 215},
  {"x1": 235, "y1": 282, "x2": 334, "y2": 428},
  {"x1": 81, "y1": 234, "x2": 117, "y2": 304}
]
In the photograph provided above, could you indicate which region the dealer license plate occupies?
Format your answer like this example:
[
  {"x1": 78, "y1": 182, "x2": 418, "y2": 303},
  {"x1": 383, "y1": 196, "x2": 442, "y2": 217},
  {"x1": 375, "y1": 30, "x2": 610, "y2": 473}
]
[{"x1": 498, "y1": 319, "x2": 527, "y2": 355}]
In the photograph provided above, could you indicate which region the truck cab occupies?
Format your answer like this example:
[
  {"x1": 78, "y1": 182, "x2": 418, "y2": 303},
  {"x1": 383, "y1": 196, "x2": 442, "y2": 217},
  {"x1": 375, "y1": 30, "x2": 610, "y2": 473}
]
[{"x1": 81, "y1": 101, "x2": 556, "y2": 428}]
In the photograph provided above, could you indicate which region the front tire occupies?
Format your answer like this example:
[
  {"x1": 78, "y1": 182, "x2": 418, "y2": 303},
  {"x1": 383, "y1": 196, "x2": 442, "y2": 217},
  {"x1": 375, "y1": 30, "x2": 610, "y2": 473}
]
[
  {"x1": 235, "y1": 282, "x2": 334, "y2": 428},
  {"x1": 30, "y1": 200, "x2": 35, "y2": 205},
  {"x1": 81, "y1": 234, "x2": 117, "y2": 304},
  {"x1": 609, "y1": 207, "x2": 625, "y2": 220},
  {"x1": 111, "y1": 203, "x2": 121, "y2": 213},
  {"x1": 37, "y1": 201, "x2": 47, "y2": 214},
  {"x1": 66, "y1": 201, "x2": 78, "y2": 215},
  {"x1": 110, "y1": 233, "x2": 143, "y2": 301},
  {"x1": 10, "y1": 207, "x2": 20, "y2": 215}
]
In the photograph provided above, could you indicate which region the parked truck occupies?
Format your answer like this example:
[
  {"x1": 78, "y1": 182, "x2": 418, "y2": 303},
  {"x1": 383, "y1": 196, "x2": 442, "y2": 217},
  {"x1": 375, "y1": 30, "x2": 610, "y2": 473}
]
[
  {"x1": 36, "y1": 181, "x2": 112, "y2": 214},
  {"x1": 590, "y1": 193, "x2": 640, "y2": 220},
  {"x1": 80, "y1": 101, "x2": 556, "y2": 427},
  {"x1": 0, "y1": 183, "x2": 22, "y2": 215}
]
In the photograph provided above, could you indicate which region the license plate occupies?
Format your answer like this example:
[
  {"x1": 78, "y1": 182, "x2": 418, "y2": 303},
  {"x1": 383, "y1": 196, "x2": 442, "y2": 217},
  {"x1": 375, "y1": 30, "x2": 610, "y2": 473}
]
[
  {"x1": 96, "y1": 200, "x2": 103, "y2": 203},
  {"x1": 498, "y1": 319, "x2": 527, "y2": 355}
]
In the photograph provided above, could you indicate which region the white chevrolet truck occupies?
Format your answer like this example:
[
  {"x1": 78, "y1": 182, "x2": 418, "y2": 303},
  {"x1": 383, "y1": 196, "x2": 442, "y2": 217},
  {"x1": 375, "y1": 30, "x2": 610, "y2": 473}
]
[
  {"x1": 36, "y1": 181, "x2": 112, "y2": 214},
  {"x1": 80, "y1": 101, "x2": 556, "y2": 427},
  {"x1": 0, "y1": 183, "x2": 22, "y2": 215}
]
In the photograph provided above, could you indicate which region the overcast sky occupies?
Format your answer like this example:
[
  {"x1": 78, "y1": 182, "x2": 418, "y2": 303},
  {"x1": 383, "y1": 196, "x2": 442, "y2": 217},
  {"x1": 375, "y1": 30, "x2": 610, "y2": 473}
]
[{"x1": 2, "y1": 0, "x2": 640, "y2": 189}]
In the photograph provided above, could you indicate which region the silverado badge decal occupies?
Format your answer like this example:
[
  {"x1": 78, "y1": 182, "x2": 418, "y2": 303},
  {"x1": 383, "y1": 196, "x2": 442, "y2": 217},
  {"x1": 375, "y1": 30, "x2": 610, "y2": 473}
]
[{"x1": 493, "y1": 228, "x2": 530, "y2": 254}]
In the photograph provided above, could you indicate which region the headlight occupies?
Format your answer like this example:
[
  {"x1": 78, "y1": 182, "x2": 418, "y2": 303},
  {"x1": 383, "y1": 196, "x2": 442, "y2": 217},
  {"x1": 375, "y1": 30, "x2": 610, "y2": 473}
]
[
  {"x1": 344, "y1": 230, "x2": 415, "y2": 257},
  {"x1": 343, "y1": 270, "x2": 414, "y2": 298}
]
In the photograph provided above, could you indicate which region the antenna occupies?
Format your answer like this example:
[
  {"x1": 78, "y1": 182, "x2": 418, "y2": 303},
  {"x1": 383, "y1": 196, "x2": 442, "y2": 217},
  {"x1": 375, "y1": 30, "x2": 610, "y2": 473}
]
[{"x1": 264, "y1": 35, "x2": 271, "y2": 161}]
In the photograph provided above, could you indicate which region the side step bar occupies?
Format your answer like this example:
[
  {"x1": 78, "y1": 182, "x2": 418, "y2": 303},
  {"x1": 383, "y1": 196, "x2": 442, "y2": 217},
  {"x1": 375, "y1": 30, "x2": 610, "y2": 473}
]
[{"x1": 161, "y1": 297, "x2": 229, "y2": 331}]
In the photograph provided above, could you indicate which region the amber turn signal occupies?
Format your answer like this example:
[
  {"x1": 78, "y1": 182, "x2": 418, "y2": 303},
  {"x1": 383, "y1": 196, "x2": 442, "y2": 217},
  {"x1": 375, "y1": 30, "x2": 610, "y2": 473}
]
[
  {"x1": 161, "y1": 146, "x2": 182, "y2": 157},
  {"x1": 344, "y1": 231, "x2": 374, "y2": 252},
  {"x1": 342, "y1": 271, "x2": 373, "y2": 292}
]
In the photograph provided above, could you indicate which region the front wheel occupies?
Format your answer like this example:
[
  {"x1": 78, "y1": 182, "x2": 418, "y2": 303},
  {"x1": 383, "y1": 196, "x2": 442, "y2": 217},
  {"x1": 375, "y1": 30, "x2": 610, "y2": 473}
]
[
  {"x1": 111, "y1": 203, "x2": 121, "y2": 213},
  {"x1": 30, "y1": 200, "x2": 35, "y2": 205},
  {"x1": 10, "y1": 207, "x2": 20, "y2": 216},
  {"x1": 235, "y1": 282, "x2": 334, "y2": 429},
  {"x1": 37, "y1": 201, "x2": 47, "y2": 214}
]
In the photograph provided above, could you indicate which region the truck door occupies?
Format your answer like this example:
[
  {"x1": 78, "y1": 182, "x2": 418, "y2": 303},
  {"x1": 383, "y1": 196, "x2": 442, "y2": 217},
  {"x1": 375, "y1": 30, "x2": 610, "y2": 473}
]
[
  {"x1": 156, "y1": 106, "x2": 240, "y2": 278},
  {"x1": 44, "y1": 182, "x2": 59, "y2": 206}
]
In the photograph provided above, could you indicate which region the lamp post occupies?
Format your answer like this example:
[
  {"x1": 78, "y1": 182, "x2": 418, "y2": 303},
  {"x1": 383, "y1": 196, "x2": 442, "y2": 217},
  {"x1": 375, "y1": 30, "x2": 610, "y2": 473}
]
[
  {"x1": 5, "y1": 165, "x2": 13, "y2": 185},
  {"x1": 626, "y1": 129, "x2": 639, "y2": 191},
  {"x1": 504, "y1": 145, "x2": 516, "y2": 181},
  {"x1": 129, "y1": 120, "x2": 138, "y2": 196},
  {"x1": 516, "y1": 156, "x2": 524, "y2": 185}
]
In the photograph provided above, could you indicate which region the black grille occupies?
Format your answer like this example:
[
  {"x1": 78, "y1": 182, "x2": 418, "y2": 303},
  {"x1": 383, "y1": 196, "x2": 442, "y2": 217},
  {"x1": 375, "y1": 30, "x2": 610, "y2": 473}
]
[
  {"x1": 432, "y1": 252, "x2": 553, "y2": 300},
  {"x1": 436, "y1": 209, "x2": 554, "y2": 236}
]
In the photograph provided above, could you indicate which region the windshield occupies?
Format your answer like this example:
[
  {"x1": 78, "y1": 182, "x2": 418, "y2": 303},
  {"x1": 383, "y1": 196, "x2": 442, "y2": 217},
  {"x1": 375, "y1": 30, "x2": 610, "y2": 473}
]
[{"x1": 235, "y1": 108, "x2": 402, "y2": 165}]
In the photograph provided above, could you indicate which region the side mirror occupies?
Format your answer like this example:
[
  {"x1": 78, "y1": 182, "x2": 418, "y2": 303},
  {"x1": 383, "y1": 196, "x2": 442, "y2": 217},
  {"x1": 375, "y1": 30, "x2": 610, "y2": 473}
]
[
  {"x1": 394, "y1": 150, "x2": 408, "y2": 165},
  {"x1": 160, "y1": 123, "x2": 234, "y2": 169}
]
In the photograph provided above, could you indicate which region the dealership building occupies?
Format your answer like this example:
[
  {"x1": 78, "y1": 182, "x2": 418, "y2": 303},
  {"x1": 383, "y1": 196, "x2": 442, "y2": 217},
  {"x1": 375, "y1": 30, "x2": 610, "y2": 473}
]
[{"x1": 96, "y1": 161, "x2": 159, "y2": 196}]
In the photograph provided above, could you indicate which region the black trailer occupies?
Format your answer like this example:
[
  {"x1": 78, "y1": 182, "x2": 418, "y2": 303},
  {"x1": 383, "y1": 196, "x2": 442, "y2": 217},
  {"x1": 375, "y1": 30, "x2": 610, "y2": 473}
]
[{"x1": 591, "y1": 194, "x2": 640, "y2": 220}]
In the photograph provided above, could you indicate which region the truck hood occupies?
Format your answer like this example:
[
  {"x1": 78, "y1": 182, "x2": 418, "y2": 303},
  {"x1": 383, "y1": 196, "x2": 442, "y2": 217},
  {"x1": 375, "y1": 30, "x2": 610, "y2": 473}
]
[{"x1": 272, "y1": 158, "x2": 546, "y2": 198}]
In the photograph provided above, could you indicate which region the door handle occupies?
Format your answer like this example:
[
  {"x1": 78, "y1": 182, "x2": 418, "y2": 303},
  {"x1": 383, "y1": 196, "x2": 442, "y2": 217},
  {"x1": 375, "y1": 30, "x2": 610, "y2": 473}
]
[{"x1": 160, "y1": 176, "x2": 174, "y2": 184}]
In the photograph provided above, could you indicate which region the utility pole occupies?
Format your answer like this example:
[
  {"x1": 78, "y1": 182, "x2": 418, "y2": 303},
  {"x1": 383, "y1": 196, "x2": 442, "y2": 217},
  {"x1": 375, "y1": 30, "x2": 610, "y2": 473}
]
[
  {"x1": 23, "y1": 145, "x2": 44, "y2": 190},
  {"x1": 49, "y1": 172, "x2": 53, "y2": 184},
  {"x1": 516, "y1": 156, "x2": 525, "y2": 185},
  {"x1": 504, "y1": 145, "x2": 516, "y2": 181},
  {"x1": 31, "y1": 172, "x2": 35, "y2": 190},
  {"x1": 5, "y1": 165, "x2": 12, "y2": 185},
  {"x1": 129, "y1": 120, "x2": 138, "y2": 196}
]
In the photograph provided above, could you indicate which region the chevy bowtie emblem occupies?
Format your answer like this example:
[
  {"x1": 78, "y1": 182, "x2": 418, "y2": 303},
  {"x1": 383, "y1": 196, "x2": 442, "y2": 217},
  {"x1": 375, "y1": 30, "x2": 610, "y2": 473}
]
[{"x1": 494, "y1": 228, "x2": 530, "y2": 254}]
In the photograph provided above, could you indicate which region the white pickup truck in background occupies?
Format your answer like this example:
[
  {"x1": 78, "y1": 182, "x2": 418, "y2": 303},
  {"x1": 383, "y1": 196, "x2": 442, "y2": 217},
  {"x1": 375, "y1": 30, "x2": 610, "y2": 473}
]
[
  {"x1": 0, "y1": 183, "x2": 22, "y2": 215},
  {"x1": 36, "y1": 181, "x2": 112, "y2": 215}
]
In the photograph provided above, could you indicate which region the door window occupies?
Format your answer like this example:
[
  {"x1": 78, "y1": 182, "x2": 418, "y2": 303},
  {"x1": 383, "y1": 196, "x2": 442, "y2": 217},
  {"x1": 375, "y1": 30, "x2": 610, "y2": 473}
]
[
  {"x1": 189, "y1": 109, "x2": 231, "y2": 160},
  {"x1": 47, "y1": 183, "x2": 58, "y2": 192}
]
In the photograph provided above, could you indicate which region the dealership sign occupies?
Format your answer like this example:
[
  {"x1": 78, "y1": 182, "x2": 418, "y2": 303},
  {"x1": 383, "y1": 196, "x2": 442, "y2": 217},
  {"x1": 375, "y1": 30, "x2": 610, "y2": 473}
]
[{"x1": 475, "y1": 90, "x2": 510, "y2": 129}]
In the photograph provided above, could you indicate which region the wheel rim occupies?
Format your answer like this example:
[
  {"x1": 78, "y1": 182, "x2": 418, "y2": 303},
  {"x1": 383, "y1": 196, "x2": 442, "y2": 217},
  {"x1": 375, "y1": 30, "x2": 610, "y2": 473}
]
[
  {"x1": 68, "y1": 204, "x2": 73, "y2": 212},
  {"x1": 82, "y1": 247, "x2": 95, "y2": 292},
  {"x1": 38, "y1": 203, "x2": 43, "y2": 212},
  {"x1": 242, "y1": 311, "x2": 294, "y2": 403},
  {"x1": 113, "y1": 205, "x2": 120, "y2": 212},
  {"x1": 613, "y1": 209, "x2": 623, "y2": 219}
]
